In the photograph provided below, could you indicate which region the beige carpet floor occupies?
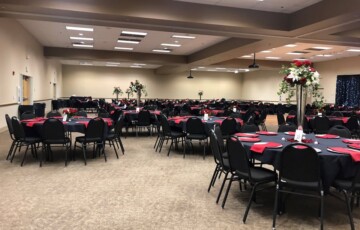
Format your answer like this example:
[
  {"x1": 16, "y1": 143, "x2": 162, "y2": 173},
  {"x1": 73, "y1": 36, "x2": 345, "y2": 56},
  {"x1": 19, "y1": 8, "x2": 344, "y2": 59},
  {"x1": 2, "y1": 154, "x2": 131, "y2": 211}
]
[{"x1": 0, "y1": 116, "x2": 358, "y2": 229}]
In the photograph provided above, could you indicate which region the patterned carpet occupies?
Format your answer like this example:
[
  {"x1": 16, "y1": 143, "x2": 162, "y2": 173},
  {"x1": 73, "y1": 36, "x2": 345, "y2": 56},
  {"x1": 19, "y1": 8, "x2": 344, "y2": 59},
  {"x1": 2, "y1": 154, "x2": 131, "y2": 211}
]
[{"x1": 0, "y1": 120, "x2": 358, "y2": 229}]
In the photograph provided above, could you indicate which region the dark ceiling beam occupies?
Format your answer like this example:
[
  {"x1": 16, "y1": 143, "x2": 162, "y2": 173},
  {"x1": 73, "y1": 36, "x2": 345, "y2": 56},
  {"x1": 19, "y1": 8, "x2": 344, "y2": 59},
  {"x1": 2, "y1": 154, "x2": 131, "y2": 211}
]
[{"x1": 44, "y1": 47, "x2": 186, "y2": 65}]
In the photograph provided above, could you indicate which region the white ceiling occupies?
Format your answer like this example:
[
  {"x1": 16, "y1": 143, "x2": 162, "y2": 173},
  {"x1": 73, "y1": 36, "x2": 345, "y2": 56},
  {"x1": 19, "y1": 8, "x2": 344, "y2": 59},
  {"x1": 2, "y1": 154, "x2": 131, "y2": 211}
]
[
  {"x1": 18, "y1": 19, "x2": 226, "y2": 55},
  {"x1": 175, "y1": 0, "x2": 323, "y2": 13},
  {"x1": 61, "y1": 60, "x2": 162, "y2": 69}
]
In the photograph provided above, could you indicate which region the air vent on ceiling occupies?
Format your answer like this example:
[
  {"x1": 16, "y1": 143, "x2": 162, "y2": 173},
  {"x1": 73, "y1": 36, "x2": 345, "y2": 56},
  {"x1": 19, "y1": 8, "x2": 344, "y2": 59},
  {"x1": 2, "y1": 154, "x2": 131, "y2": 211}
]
[
  {"x1": 291, "y1": 51, "x2": 310, "y2": 54},
  {"x1": 305, "y1": 48, "x2": 326, "y2": 51}
]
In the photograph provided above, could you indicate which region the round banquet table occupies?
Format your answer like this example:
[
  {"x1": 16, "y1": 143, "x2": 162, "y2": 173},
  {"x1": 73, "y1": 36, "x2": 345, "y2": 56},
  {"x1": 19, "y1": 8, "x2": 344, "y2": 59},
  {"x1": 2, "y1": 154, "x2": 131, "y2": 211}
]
[{"x1": 239, "y1": 132, "x2": 358, "y2": 191}]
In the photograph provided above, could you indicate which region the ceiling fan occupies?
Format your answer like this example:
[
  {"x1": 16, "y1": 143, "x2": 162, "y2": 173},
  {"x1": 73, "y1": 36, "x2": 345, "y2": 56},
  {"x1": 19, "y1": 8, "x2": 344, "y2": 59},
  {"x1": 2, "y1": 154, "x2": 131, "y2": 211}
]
[{"x1": 248, "y1": 53, "x2": 259, "y2": 69}]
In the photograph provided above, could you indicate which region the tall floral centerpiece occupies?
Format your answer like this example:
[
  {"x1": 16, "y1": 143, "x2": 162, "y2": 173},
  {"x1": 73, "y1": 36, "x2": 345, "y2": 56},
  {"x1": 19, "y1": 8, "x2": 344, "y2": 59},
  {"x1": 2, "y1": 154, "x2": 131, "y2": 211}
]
[
  {"x1": 125, "y1": 88, "x2": 133, "y2": 100},
  {"x1": 113, "y1": 87, "x2": 123, "y2": 101},
  {"x1": 198, "y1": 90, "x2": 203, "y2": 100},
  {"x1": 128, "y1": 80, "x2": 147, "y2": 107},
  {"x1": 278, "y1": 60, "x2": 322, "y2": 128}
]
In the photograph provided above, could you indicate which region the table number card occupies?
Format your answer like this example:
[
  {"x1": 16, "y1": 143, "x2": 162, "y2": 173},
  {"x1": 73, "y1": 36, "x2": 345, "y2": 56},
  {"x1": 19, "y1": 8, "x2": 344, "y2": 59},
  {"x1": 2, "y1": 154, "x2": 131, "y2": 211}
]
[
  {"x1": 294, "y1": 129, "x2": 303, "y2": 142},
  {"x1": 204, "y1": 113, "x2": 209, "y2": 121},
  {"x1": 136, "y1": 107, "x2": 140, "y2": 113},
  {"x1": 63, "y1": 114, "x2": 67, "y2": 122}
]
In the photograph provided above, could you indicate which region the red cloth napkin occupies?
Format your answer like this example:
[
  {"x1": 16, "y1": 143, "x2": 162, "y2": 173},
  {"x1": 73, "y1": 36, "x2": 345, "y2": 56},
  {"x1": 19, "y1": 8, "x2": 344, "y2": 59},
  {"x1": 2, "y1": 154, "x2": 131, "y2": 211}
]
[
  {"x1": 235, "y1": 118, "x2": 243, "y2": 125},
  {"x1": 102, "y1": 118, "x2": 113, "y2": 126},
  {"x1": 238, "y1": 137, "x2": 261, "y2": 142},
  {"x1": 26, "y1": 120, "x2": 45, "y2": 127},
  {"x1": 287, "y1": 115, "x2": 295, "y2": 119},
  {"x1": 250, "y1": 142, "x2": 282, "y2": 154},
  {"x1": 343, "y1": 139, "x2": 360, "y2": 144},
  {"x1": 328, "y1": 147, "x2": 360, "y2": 162},
  {"x1": 348, "y1": 144, "x2": 360, "y2": 150},
  {"x1": 256, "y1": 131, "x2": 278, "y2": 136},
  {"x1": 315, "y1": 134, "x2": 339, "y2": 139},
  {"x1": 235, "y1": 133, "x2": 259, "y2": 138}
]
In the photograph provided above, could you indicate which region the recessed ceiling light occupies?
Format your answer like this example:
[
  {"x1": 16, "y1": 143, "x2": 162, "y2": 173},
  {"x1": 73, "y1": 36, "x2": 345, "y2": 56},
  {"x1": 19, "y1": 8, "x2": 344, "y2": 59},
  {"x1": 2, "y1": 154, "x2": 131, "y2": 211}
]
[
  {"x1": 287, "y1": 52, "x2": 303, "y2": 55},
  {"x1": 294, "y1": 58, "x2": 308, "y2": 61},
  {"x1": 198, "y1": 66, "x2": 205, "y2": 69},
  {"x1": 266, "y1": 57, "x2": 281, "y2": 59},
  {"x1": 284, "y1": 44, "x2": 297, "y2": 47},
  {"x1": 121, "y1": 31, "x2": 147, "y2": 36},
  {"x1": 114, "y1": 47, "x2": 134, "y2": 50},
  {"x1": 133, "y1": 63, "x2": 146, "y2": 66},
  {"x1": 234, "y1": 70, "x2": 239, "y2": 74},
  {"x1": 207, "y1": 69, "x2": 217, "y2": 72},
  {"x1": 172, "y1": 35, "x2": 196, "y2": 39},
  {"x1": 70, "y1": 37, "x2": 94, "y2": 41},
  {"x1": 261, "y1": 50, "x2": 271, "y2": 53},
  {"x1": 107, "y1": 62, "x2": 120, "y2": 65},
  {"x1": 316, "y1": 54, "x2": 333, "y2": 57},
  {"x1": 66, "y1": 26, "x2": 93, "y2": 32},
  {"x1": 347, "y1": 49, "x2": 360, "y2": 52},
  {"x1": 242, "y1": 55, "x2": 253, "y2": 58},
  {"x1": 152, "y1": 49, "x2": 171, "y2": 53},
  {"x1": 313, "y1": 46, "x2": 332, "y2": 50},
  {"x1": 117, "y1": 39, "x2": 140, "y2": 44},
  {"x1": 72, "y1": 44, "x2": 93, "y2": 48},
  {"x1": 130, "y1": 65, "x2": 142, "y2": 68},
  {"x1": 79, "y1": 33, "x2": 84, "y2": 36},
  {"x1": 106, "y1": 64, "x2": 120, "y2": 67},
  {"x1": 216, "y1": 67, "x2": 226, "y2": 70},
  {"x1": 161, "y1": 43, "x2": 181, "y2": 47}
]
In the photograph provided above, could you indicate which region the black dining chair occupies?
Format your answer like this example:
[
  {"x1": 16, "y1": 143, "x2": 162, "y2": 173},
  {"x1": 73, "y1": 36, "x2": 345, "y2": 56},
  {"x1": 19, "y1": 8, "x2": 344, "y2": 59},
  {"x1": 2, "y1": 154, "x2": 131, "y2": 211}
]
[
  {"x1": 184, "y1": 117, "x2": 208, "y2": 159},
  {"x1": 313, "y1": 116, "x2": 330, "y2": 134},
  {"x1": 255, "y1": 109, "x2": 268, "y2": 131},
  {"x1": 277, "y1": 112, "x2": 286, "y2": 126},
  {"x1": 73, "y1": 117, "x2": 105, "y2": 165},
  {"x1": 158, "y1": 114, "x2": 186, "y2": 156},
  {"x1": 346, "y1": 116, "x2": 360, "y2": 138},
  {"x1": 331, "y1": 163, "x2": 360, "y2": 230},
  {"x1": 76, "y1": 110, "x2": 88, "y2": 117},
  {"x1": 10, "y1": 117, "x2": 41, "y2": 166},
  {"x1": 225, "y1": 136, "x2": 277, "y2": 222},
  {"x1": 272, "y1": 143, "x2": 325, "y2": 230},
  {"x1": 328, "y1": 125, "x2": 351, "y2": 138},
  {"x1": 46, "y1": 111, "x2": 62, "y2": 118},
  {"x1": 5, "y1": 114, "x2": 17, "y2": 160},
  {"x1": 20, "y1": 111, "x2": 36, "y2": 120},
  {"x1": 105, "y1": 115, "x2": 126, "y2": 158},
  {"x1": 135, "y1": 110, "x2": 152, "y2": 136},
  {"x1": 208, "y1": 129, "x2": 230, "y2": 193},
  {"x1": 277, "y1": 124, "x2": 297, "y2": 132},
  {"x1": 41, "y1": 118, "x2": 71, "y2": 167},
  {"x1": 240, "y1": 123, "x2": 260, "y2": 133},
  {"x1": 220, "y1": 117, "x2": 238, "y2": 140},
  {"x1": 331, "y1": 111, "x2": 344, "y2": 117}
]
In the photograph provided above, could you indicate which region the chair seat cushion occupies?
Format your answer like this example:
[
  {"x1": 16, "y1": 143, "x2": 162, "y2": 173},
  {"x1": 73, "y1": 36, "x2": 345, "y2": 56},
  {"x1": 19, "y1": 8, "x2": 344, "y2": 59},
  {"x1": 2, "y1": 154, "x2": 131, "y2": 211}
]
[
  {"x1": 187, "y1": 134, "x2": 207, "y2": 140},
  {"x1": 222, "y1": 152, "x2": 228, "y2": 158},
  {"x1": 237, "y1": 167, "x2": 277, "y2": 182},
  {"x1": 76, "y1": 136, "x2": 102, "y2": 143},
  {"x1": 43, "y1": 138, "x2": 70, "y2": 145},
  {"x1": 280, "y1": 178, "x2": 320, "y2": 190},
  {"x1": 333, "y1": 178, "x2": 360, "y2": 190},
  {"x1": 168, "y1": 131, "x2": 186, "y2": 138},
  {"x1": 22, "y1": 137, "x2": 41, "y2": 143}
]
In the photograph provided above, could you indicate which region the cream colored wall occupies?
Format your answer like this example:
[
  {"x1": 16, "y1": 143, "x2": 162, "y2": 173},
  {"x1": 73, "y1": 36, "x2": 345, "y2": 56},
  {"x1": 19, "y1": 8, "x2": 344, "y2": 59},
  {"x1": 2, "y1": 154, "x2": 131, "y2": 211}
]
[
  {"x1": 315, "y1": 56, "x2": 360, "y2": 104},
  {"x1": 239, "y1": 56, "x2": 360, "y2": 104},
  {"x1": 0, "y1": 18, "x2": 62, "y2": 130},
  {"x1": 62, "y1": 65, "x2": 242, "y2": 100}
]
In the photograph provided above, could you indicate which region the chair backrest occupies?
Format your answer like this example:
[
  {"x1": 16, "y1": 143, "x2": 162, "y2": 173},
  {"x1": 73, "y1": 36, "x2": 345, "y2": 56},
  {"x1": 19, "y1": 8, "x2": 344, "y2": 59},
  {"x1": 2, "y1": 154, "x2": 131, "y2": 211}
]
[
  {"x1": 277, "y1": 124, "x2": 297, "y2": 132},
  {"x1": 209, "y1": 130, "x2": 224, "y2": 165},
  {"x1": 214, "y1": 126, "x2": 226, "y2": 153},
  {"x1": 46, "y1": 111, "x2": 62, "y2": 118},
  {"x1": 20, "y1": 111, "x2": 35, "y2": 120},
  {"x1": 85, "y1": 117, "x2": 105, "y2": 140},
  {"x1": 226, "y1": 137, "x2": 251, "y2": 176},
  {"x1": 240, "y1": 123, "x2": 259, "y2": 133},
  {"x1": 42, "y1": 118, "x2": 66, "y2": 140},
  {"x1": 186, "y1": 117, "x2": 206, "y2": 134},
  {"x1": 279, "y1": 143, "x2": 321, "y2": 185},
  {"x1": 346, "y1": 116, "x2": 360, "y2": 131},
  {"x1": 277, "y1": 112, "x2": 286, "y2": 126},
  {"x1": 137, "y1": 110, "x2": 151, "y2": 125},
  {"x1": 331, "y1": 111, "x2": 343, "y2": 117},
  {"x1": 5, "y1": 114, "x2": 14, "y2": 136},
  {"x1": 328, "y1": 125, "x2": 351, "y2": 138},
  {"x1": 313, "y1": 116, "x2": 330, "y2": 134},
  {"x1": 160, "y1": 114, "x2": 172, "y2": 135},
  {"x1": 11, "y1": 117, "x2": 26, "y2": 140},
  {"x1": 220, "y1": 117, "x2": 237, "y2": 136},
  {"x1": 114, "y1": 115, "x2": 125, "y2": 136}
]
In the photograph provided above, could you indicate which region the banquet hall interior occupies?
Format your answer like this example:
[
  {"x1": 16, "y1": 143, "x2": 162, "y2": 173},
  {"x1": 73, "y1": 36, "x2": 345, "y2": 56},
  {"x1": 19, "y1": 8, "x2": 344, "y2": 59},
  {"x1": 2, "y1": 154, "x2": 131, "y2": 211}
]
[{"x1": 0, "y1": 0, "x2": 360, "y2": 229}]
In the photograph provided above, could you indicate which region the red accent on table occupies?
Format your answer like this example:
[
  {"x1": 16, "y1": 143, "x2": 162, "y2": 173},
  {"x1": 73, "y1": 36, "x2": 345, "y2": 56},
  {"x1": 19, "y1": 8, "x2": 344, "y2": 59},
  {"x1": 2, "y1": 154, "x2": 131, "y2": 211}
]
[
  {"x1": 239, "y1": 137, "x2": 261, "y2": 142},
  {"x1": 256, "y1": 131, "x2": 278, "y2": 136},
  {"x1": 315, "y1": 134, "x2": 339, "y2": 139},
  {"x1": 234, "y1": 133, "x2": 259, "y2": 138},
  {"x1": 328, "y1": 147, "x2": 360, "y2": 162},
  {"x1": 250, "y1": 142, "x2": 282, "y2": 154},
  {"x1": 343, "y1": 139, "x2": 360, "y2": 144}
]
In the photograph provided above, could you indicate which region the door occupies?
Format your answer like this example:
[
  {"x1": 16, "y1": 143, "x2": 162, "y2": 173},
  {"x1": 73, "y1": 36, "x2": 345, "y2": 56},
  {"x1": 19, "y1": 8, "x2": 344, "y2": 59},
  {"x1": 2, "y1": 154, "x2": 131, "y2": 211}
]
[
  {"x1": 22, "y1": 75, "x2": 31, "y2": 105},
  {"x1": 53, "y1": 83, "x2": 57, "y2": 99}
]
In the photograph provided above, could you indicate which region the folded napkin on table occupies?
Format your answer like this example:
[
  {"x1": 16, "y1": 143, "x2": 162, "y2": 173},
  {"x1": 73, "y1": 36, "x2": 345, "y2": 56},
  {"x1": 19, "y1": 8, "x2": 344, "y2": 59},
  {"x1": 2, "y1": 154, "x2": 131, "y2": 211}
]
[
  {"x1": 328, "y1": 147, "x2": 360, "y2": 162},
  {"x1": 315, "y1": 134, "x2": 339, "y2": 139},
  {"x1": 250, "y1": 142, "x2": 282, "y2": 154}
]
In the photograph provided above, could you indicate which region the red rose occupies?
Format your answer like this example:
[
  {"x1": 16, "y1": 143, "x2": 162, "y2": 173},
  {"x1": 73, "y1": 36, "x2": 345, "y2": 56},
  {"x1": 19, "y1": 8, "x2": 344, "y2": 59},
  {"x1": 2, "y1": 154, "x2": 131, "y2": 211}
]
[
  {"x1": 293, "y1": 60, "x2": 303, "y2": 67},
  {"x1": 299, "y1": 77, "x2": 307, "y2": 85},
  {"x1": 304, "y1": 60, "x2": 312, "y2": 66},
  {"x1": 309, "y1": 67, "x2": 316, "y2": 72}
]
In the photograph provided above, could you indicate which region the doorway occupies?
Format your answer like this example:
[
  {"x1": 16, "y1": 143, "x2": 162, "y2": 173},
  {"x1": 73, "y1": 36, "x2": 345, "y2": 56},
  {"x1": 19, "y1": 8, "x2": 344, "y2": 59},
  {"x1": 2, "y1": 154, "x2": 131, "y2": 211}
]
[
  {"x1": 21, "y1": 75, "x2": 32, "y2": 105},
  {"x1": 53, "y1": 83, "x2": 57, "y2": 99}
]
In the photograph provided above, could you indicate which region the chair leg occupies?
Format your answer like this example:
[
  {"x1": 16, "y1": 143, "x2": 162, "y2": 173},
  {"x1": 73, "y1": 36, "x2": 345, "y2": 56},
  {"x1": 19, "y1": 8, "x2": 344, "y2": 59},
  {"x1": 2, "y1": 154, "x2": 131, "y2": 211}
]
[
  {"x1": 272, "y1": 185, "x2": 280, "y2": 230},
  {"x1": 208, "y1": 165, "x2": 219, "y2": 192},
  {"x1": 342, "y1": 190, "x2": 355, "y2": 230},
  {"x1": 320, "y1": 191, "x2": 324, "y2": 230},
  {"x1": 222, "y1": 174, "x2": 234, "y2": 208},
  {"x1": 82, "y1": 144, "x2": 87, "y2": 165},
  {"x1": 21, "y1": 145, "x2": 30, "y2": 167},
  {"x1": 154, "y1": 135, "x2": 159, "y2": 148},
  {"x1": 118, "y1": 137, "x2": 125, "y2": 154},
  {"x1": 167, "y1": 139, "x2": 174, "y2": 156},
  {"x1": 216, "y1": 171, "x2": 229, "y2": 204},
  {"x1": 6, "y1": 140, "x2": 16, "y2": 160},
  {"x1": 243, "y1": 183, "x2": 259, "y2": 223},
  {"x1": 111, "y1": 140, "x2": 119, "y2": 159}
]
